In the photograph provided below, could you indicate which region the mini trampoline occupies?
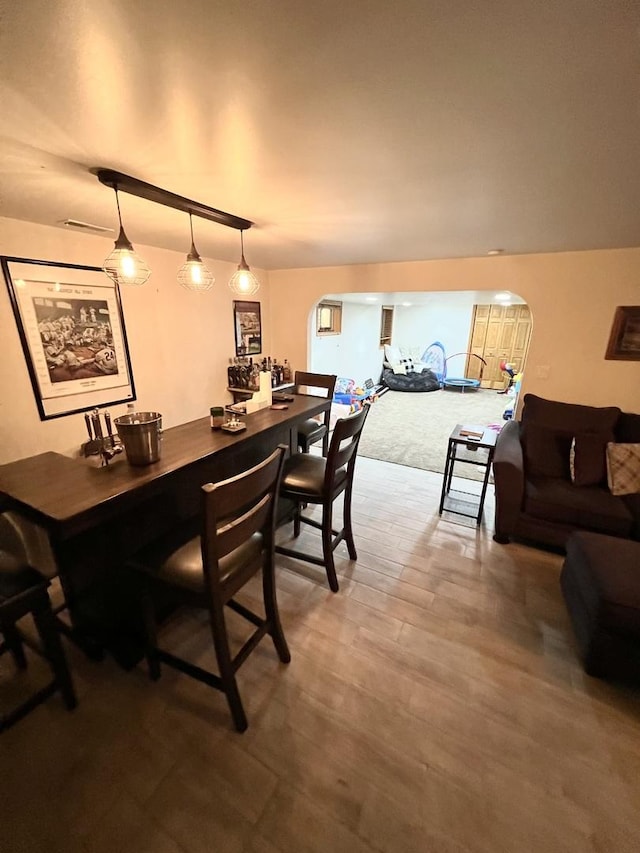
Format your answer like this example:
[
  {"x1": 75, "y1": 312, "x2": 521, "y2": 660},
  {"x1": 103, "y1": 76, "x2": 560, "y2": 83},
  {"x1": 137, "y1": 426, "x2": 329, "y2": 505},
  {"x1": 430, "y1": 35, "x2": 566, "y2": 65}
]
[
  {"x1": 441, "y1": 351, "x2": 487, "y2": 391},
  {"x1": 443, "y1": 377, "x2": 481, "y2": 392}
]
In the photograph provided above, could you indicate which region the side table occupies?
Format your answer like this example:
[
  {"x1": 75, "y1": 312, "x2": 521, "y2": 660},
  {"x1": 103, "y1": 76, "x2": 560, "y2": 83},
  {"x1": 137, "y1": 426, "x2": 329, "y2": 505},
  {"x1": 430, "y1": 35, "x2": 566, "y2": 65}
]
[{"x1": 438, "y1": 424, "x2": 498, "y2": 524}]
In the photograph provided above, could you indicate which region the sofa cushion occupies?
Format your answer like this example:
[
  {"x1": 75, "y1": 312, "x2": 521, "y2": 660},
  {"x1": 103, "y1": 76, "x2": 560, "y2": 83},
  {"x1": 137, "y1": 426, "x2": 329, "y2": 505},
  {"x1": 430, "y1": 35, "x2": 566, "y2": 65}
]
[
  {"x1": 616, "y1": 412, "x2": 640, "y2": 444},
  {"x1": 522, "y1": 423, "x2": 573, "y2": 479},
  {"x1": 606, "y1": 443, "x2": 640, "y2": 496},
  {"x1": 521, "y1": 395, "x2": 621, "y2": 433},
  {"x1": 622, "y1": 493, "x2": 640, "y2": 541},
  {"x1": 521, "y1": 395, "x2": 621, "y2": 482},
  {"x1": 573, "y1": 431, "x2": 614, "y2": 487},
  {"x1": 524, "y1": 477, "x2": 633, "y2": 537}
]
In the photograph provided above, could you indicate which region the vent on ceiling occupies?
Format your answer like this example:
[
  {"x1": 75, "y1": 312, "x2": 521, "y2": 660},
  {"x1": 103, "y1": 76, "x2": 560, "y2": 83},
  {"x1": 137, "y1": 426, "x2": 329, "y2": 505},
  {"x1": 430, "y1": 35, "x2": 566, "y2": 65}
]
[{"x1": 59, "y1": 219, "x2": 114, "y2": 234}]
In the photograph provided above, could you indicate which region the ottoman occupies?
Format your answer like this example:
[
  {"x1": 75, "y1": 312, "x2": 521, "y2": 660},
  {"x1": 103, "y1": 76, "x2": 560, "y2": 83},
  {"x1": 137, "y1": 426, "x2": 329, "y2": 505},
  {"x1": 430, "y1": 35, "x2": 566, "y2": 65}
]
[{"x1": 561, "y1": 532, "x2": 640, "y2": 680}]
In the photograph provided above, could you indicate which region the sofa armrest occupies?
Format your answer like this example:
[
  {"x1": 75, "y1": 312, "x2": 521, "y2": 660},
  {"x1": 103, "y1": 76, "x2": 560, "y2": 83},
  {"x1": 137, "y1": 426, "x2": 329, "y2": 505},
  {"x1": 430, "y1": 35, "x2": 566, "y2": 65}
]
[{"x1": 492, "y1": 420, "x2": 525, "y2": 543}]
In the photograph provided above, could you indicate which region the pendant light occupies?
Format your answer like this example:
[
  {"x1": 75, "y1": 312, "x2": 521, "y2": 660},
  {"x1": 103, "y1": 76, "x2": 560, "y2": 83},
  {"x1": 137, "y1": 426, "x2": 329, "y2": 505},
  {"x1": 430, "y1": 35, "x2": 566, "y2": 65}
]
[
  {"x1": 177, "y1": 213, "x2": 215, "y2": 292},
  {"x1": 228, "y1": 230, "x2": 260, "y2": 296},
  {"x1": 102, "y1": 187, "x2": 151, "y2": 286}
]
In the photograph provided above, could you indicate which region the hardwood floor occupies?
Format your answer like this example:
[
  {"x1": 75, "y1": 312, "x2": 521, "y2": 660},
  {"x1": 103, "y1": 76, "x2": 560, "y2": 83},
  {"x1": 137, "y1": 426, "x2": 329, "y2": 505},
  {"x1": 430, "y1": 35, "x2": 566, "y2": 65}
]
[{"x1": 2, "y1": 456, "x2": 640, "y2": 852}]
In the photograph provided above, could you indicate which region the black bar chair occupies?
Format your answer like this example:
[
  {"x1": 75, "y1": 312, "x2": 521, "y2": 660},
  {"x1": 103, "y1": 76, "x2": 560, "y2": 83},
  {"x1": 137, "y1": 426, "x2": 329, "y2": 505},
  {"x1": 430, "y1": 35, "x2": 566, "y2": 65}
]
[
  {"x1": 0, "y1": 509, "x2": 103, "y2": 661},
  {"x1": 294, "y1": 371, "x2": 337, "y2": 456},
  {"x1": 128, "y1": 445, "x2": 289, "y2": 733},
  {"x1": 276, "y1": 405, "x2": 370, "y2": 592},
  {"x1": 0, "y1": 550, "x2": 77, "y2": 732}
]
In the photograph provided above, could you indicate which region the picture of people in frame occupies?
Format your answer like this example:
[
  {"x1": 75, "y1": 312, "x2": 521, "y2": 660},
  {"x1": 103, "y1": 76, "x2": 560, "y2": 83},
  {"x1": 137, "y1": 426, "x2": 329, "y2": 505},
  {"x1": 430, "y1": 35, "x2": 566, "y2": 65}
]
[{"x1": 34, "y1": 296, "x2": 119, "y2": 382}]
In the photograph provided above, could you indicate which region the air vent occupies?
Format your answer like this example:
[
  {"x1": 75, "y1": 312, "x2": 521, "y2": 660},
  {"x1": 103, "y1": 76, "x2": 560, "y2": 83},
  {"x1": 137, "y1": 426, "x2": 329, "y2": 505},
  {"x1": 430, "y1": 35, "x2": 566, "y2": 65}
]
[{"x1": 59, "y1": 219, "x2": 114, "y2": 234}]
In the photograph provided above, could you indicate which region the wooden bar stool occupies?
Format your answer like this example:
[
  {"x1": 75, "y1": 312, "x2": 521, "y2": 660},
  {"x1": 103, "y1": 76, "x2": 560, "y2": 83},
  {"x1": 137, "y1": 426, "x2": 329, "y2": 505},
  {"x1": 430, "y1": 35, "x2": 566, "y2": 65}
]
[
  {"x1": 276, "y1": 405, "x2": 370, "y2": 592},
  {"x1": 294, "y1": 371, "x2": 337, "y2": 456},
  {"x1": 128, "y1": 445, "x2": 289, "y2": 732},
  {"x1": 0, "y1": 550, "x2": 77, "y2": 732}
]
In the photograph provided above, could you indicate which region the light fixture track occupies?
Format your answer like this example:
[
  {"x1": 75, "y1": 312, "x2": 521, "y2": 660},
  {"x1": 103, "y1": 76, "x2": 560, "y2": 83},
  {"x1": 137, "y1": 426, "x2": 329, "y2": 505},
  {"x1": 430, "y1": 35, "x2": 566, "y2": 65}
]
[{"x1": 92, "y1": 168, "x2": 253, "y2": 231}]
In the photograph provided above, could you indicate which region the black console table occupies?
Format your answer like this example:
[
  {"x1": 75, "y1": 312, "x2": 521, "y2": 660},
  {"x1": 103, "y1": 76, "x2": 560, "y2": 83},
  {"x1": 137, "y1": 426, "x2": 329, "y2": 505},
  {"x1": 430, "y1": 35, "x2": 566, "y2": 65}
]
[{"x1": 438, "y1": 424, "x2": 498, "y2": 525}]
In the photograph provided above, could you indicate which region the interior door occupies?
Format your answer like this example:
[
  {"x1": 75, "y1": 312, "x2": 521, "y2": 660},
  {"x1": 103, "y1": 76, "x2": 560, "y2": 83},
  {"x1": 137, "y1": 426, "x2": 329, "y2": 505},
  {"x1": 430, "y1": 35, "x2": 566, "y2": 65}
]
[{"x1": 465, "y1": 303, "x2": 531, "y2": 389}]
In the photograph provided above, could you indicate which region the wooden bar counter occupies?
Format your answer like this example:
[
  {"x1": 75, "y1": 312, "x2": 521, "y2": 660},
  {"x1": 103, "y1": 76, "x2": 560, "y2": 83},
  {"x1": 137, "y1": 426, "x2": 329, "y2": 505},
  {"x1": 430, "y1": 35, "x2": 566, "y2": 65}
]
[{"x1": 0, "y1": 395, "x2": 329, "y2": 664}]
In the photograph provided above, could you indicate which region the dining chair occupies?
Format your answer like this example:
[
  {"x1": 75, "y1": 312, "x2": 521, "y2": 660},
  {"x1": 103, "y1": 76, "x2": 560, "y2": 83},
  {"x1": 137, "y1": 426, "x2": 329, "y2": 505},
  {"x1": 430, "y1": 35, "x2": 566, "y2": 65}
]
[
  {"x1": 0, "y1": 509, "x2": 103, "y2": 662},
  {"x1": 294, "y1": 371, "x2": 337, "y2": 456},
  {"x1": 128, "y1": 445, "x2": 289, "y2": 733},
  {"x1": 0, "y1": 549, "x2": 77, "y2": 732},
  {"x1": 276, "y1": 404, "x2": 370, "y2": 592}
]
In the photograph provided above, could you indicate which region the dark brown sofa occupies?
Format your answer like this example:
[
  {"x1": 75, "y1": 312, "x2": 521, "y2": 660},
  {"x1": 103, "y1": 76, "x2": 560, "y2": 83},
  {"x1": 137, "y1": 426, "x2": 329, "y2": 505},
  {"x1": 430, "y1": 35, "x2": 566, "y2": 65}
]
[{"x1": 492, "y1": 394, "x2": 640, "y2": 548}]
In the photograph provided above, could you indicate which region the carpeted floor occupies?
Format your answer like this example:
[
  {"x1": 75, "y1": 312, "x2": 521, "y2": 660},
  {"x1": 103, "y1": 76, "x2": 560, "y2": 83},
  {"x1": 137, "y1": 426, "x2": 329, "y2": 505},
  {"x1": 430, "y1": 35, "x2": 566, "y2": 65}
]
[{"x1": 356, "y1": 387, "x2": 510, "y2": 479}]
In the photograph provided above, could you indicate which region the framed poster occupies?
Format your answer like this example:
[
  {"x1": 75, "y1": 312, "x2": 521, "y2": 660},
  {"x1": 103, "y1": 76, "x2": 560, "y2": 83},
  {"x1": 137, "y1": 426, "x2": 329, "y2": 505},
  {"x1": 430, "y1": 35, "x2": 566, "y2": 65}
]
[
  {"x1": 233, "y1": 300, "x2": 262, "y2": 357},
  {"x1": 605, "y1": 306, "x2": 640, "y2": 361},
  {"x1": 1, "y1": 256, "x2": 136, "y2": 420}
]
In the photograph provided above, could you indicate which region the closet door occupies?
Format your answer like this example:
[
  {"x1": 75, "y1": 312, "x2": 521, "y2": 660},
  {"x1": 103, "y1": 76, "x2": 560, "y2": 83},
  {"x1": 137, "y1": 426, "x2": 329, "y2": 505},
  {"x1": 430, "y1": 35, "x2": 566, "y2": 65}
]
[
  {"x1": 465, "y1": 305, "x2": 490, "y2": 380},
  {"x1": 466, "y1": 304, "x2": 531, "y2": 388}
]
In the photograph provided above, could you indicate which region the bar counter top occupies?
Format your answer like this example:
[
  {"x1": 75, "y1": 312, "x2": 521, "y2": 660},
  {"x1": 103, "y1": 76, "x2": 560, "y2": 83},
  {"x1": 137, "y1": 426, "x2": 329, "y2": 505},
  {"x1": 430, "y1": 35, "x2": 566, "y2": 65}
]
[{"x1": 0, "y1": 394, "x2": 328, "y2": 536}]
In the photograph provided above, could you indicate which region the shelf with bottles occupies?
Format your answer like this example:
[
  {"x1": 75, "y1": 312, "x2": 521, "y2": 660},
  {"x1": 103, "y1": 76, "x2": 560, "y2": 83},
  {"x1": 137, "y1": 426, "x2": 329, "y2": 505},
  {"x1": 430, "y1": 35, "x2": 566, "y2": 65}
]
[{"x1": 227, "y1": 355, "x2": 293, "y2": 402}]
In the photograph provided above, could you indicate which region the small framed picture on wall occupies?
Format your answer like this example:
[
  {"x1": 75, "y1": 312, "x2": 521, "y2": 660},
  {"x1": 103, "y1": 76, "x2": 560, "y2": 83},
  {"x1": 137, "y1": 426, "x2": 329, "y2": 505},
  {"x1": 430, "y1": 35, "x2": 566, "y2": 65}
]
[
  {"x1": 605, "y1": 306, "x2": 640, "y2": 361},
  {"x1": 233, "y1": 300, "x2": 262, "y2": 357}
]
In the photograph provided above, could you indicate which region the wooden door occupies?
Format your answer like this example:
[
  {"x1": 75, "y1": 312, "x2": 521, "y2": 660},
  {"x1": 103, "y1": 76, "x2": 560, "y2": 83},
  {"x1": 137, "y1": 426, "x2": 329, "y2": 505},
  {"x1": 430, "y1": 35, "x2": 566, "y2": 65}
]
[
  {"x1": 465, "y1": 305, "x2": 490, "y2": 380},
  {"x1": 465, "y1": 304, "x2": 531, "y2": 389}
]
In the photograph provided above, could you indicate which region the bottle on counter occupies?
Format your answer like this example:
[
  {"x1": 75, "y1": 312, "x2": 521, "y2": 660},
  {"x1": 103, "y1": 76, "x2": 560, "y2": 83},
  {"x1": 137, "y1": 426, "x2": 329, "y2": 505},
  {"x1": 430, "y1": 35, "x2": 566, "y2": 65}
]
[{"x1": 283, "y1": 359, "x2": 291, "y2": 383}]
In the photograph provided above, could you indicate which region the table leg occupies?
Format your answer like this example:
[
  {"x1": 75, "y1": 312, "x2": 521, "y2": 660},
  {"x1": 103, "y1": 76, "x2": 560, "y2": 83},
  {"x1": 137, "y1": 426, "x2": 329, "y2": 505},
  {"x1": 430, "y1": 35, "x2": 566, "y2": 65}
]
[
  {"x1": 439, "y1": 440, "x2": 454, "y2": 514},
  {"x1": 476, "y1": 448, "x2": 495, "y2": 525}
]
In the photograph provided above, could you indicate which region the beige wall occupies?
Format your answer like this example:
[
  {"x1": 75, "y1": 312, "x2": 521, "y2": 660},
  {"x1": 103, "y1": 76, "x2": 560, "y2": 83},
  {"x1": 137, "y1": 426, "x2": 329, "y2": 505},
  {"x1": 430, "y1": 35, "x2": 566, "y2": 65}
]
[
  {"x1": 269, "y1": 250, "x2": 640, "y2": 412},
  {"x1": 2, "y1": 216, "x2": 638, "y2": 466},
  {"x1": 0, "y1": 217, "x2": 269, "y2": 464}
]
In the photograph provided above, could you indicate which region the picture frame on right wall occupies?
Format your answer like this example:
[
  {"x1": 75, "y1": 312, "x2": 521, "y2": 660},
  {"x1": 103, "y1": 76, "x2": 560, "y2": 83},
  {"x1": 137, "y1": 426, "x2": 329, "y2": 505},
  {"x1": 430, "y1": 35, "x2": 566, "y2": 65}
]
[{"x1": 605, "y1": 306, "x2": 640, "y2": 361}]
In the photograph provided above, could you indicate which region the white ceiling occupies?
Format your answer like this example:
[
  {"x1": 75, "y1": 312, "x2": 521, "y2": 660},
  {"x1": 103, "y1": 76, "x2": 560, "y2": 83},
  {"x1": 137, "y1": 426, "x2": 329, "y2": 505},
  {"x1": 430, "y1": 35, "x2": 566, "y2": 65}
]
[{"x1": 1, "y1": 0, "x2": 639, "y2": 270}]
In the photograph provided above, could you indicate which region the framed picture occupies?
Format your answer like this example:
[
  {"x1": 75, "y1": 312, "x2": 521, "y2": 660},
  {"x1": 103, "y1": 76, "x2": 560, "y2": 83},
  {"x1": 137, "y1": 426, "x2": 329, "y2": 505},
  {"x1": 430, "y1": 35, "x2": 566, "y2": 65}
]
[
  {"x1": 1, "y1": 256, "x2": 136, "y2": 420},
  {"x1": 233, "y1": 300, "x2": 262, "y2": 357},
  {"x1": 605, "y1": 306, "x2": 640, "y2": 361}
]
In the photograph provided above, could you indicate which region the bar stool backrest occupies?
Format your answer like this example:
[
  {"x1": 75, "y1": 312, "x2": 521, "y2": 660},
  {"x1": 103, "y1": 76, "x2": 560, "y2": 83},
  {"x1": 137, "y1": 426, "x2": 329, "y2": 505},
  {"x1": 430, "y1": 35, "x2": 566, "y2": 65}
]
[
  {"x1": 200, "y1": 445, "x2": 286, "y2": 589},
  {"x1": 323, "y1": 404, "x2": 370, "y2": 490}
]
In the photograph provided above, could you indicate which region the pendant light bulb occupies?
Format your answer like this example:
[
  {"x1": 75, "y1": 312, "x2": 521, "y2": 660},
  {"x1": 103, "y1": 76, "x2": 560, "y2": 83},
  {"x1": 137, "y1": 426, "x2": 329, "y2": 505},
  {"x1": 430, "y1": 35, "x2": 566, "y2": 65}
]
[
  {"x1": 102, "y1": 188, "x2": 151, "y2": 286},
  {"x1": 229, "y1": 230, "x2": 260, "y2": 296},
  {"x1": 177, "y1": 214, "x2": 215, "y2": 292}
]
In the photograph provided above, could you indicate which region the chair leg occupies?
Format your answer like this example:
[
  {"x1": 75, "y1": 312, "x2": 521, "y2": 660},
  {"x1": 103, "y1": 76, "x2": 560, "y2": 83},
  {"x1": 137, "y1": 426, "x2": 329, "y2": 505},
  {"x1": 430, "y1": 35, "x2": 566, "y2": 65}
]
[
  {"x1": 209, "y1": 602, "x2": 248, "y2": 732},
  {"x1": 32, "y1": 596, "x2": 77, "y2": 711},
  {"x1": 321, "y1": 432, "x2": 329, "y2": 457},
  {"x1": 262, "y1": 556, "x2": 291, "y2": 664},
  {"x1": 343, "y1": 480, "x2": 357, "y2": 561},
  {"x1": 293, "y1": 502, "x2": 302, "y2": 538},
  {"x1": 322, "y1": 499, "x2": 340, "y2": 593},
  {"x1": 140, "y1": 585, "x2": 161, "y2": 681},
  {"x1": 2, "y1": 620, "x2": 28, "y2": 670}
]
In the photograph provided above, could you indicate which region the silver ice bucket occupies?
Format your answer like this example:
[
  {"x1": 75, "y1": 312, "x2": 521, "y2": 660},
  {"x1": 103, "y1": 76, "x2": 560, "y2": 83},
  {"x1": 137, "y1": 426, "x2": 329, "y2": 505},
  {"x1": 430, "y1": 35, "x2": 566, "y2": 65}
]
[{"x1": 114, "y1": 411, "x2": 163, "y2": 466}]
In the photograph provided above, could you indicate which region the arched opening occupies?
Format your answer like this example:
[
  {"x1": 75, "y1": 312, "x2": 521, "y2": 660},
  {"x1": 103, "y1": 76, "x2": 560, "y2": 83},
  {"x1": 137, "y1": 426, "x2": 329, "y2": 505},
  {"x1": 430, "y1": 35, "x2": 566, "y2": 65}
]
[{"x1": 307, "y1": 288, "x2": 532, "y2": 478}]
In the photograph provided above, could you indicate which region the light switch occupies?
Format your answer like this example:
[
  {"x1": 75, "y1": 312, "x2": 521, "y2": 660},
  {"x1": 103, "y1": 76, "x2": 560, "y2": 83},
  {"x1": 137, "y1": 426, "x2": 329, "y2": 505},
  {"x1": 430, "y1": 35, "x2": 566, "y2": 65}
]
[{"x1": 535, "y1": 365, "x2": 551, "y2": 379}]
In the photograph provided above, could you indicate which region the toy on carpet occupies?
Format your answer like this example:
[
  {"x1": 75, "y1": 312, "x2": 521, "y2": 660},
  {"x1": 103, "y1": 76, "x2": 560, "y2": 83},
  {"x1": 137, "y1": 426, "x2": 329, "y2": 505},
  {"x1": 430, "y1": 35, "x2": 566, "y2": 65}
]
[{"x1": 498, "y1": 360, "x2": 517, "y2": 394}]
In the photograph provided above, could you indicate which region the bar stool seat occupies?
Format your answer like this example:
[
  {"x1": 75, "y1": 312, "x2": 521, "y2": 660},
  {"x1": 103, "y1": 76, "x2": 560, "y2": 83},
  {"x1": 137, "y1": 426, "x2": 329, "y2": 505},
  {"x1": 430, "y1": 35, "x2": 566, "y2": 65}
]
[
  {"x1": 138, "y1": 529, "x2": 265, "y2": 597},
  {"x1": 0, "y1": 550, "x2": 77, "y2": 732}
]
